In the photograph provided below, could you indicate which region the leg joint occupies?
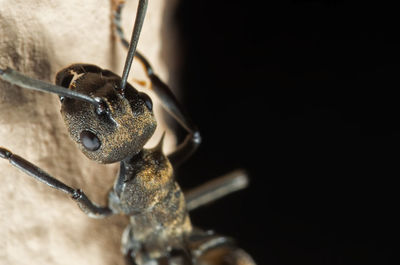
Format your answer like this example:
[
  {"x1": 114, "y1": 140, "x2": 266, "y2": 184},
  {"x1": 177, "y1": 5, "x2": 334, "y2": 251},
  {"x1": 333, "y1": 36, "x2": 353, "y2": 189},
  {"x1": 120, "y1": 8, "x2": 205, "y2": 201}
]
[
  {"x1": 0, "y1": 147, "x2": 12, "y2": 159},
  {"x1": 192, "y1": 131, "x2": 202, "y2": 145}
]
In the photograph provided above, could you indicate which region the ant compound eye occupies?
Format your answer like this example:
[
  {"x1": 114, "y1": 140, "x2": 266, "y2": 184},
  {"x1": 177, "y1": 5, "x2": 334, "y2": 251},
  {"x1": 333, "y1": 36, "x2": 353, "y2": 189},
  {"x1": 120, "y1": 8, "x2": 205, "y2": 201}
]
[
  {"x1": 139, "y1": 92, "x2": 153, "y2": 111},
  {"x1": 80, "y1": 130, "x2": 101, "y2": 151}
]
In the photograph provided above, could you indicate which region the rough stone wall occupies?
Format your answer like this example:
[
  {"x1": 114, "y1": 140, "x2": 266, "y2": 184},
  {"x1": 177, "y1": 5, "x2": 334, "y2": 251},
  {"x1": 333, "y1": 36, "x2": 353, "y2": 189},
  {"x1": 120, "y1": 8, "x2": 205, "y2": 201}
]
[{"x1": 0, "y1": 0, "x2": 178, "y2": 264}]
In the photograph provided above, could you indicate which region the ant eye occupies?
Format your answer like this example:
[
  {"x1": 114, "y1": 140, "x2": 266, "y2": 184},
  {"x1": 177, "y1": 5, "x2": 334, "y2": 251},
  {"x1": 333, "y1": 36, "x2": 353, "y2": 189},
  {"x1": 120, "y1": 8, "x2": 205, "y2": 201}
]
[
  {"x1": 139, "y1": 92, "x2": 153, "y2": 111},
  {"x1": 80, "y1": 130, "x2": 101, "y2": 151}
]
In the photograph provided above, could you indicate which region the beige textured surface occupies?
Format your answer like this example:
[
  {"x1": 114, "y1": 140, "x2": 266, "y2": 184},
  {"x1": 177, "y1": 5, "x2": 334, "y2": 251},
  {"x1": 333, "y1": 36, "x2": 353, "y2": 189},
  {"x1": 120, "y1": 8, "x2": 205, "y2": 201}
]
[{"x1": 0, "y1": 0, "x2": 178, "y2": 264}]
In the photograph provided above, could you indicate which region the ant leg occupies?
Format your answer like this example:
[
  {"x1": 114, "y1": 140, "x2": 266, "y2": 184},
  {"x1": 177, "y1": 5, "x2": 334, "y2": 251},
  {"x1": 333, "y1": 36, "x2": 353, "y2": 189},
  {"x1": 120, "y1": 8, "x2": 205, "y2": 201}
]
[
  {"x1": 124, "y1": 249, "x2": 138, "y2": 265},
  {"x1": 151, "y1": 248, "x2": 193, "y2": 265},
  {"x1": 199, "y1": 246, "x2": 256, "y2": 265},
  {"x1": 189, "y1": 231, "x2": 256, "y2": 264},
  {"x1": 0, "y1": 147, "x2": 113, "y2": 218},
  {"x1": 187, "y1": 231, "x2": 234, "y2": 261},
  {"x1": 142, "y1": 63, "x2": 201, "y2": 167},
  {"x1": 113, "y1": 3, "x2": 201, "y2": 167},
  {"x1": 113, "y1": 1, "x2": 132, "y2": 48},
  {"x1": 185, "y1": 170, "x2": 249, "y2": 211}
]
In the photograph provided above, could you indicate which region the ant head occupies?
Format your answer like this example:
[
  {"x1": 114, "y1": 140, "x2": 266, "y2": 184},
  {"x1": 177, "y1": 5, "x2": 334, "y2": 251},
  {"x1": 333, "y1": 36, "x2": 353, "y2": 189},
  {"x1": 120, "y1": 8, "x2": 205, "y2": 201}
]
[{"x1": 56, "y1": 64, "x2": 156, "y2": 164}]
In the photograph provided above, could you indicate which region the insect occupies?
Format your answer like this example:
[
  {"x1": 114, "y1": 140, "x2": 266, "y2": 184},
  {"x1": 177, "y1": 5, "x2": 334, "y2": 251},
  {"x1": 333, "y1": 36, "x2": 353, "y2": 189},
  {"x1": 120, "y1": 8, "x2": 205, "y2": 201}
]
[{"x1": 0, "y1": 0, "x2": 256, "y2": 264}]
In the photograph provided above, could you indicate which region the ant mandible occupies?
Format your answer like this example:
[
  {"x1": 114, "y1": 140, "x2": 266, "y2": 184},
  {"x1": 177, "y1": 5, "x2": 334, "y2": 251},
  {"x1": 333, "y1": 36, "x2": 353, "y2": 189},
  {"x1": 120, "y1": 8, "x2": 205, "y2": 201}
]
[{"x1": 0, "y1": 1, "x2": 256, "y2": 264}]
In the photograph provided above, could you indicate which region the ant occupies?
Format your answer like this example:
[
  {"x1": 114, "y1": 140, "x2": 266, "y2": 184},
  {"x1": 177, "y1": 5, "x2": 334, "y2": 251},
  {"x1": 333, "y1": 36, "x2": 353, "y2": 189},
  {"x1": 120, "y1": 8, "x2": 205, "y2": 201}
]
[{"x1": 0, "y1": 1, "x2": 256, "y2": 264}]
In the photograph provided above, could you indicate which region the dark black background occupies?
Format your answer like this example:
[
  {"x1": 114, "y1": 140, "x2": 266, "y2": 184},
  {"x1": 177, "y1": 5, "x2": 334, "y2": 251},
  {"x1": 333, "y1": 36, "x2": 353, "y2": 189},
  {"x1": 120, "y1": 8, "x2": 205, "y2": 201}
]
[{"x1": 173, "y1": 1, "x2": 397, "y2": 265}]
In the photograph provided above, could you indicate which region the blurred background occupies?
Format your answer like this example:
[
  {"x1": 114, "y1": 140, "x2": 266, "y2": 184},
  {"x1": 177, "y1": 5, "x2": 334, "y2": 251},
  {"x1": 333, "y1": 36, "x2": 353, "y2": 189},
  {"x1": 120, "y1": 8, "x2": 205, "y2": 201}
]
[{"x1": 173, "y1": 1, "x2": 398, "y2": 264}]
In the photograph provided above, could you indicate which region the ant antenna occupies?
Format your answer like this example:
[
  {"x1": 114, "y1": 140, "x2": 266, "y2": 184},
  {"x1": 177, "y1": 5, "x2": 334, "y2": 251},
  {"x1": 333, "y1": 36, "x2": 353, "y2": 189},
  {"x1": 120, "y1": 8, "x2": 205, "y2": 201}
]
[
  {"x1": 0, "y1": 67, "x2": 107, "y2": 113},
  {"x1": 120, "y1": 0, "x2": 148, "y2": 93}
]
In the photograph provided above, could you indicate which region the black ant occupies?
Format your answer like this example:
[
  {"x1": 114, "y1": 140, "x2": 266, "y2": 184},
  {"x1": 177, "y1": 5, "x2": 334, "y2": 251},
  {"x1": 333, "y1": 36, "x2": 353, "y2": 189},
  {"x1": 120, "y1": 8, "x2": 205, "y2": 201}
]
[{"x1": 0, "y1": 1, "x2": 256, "y2": 264}]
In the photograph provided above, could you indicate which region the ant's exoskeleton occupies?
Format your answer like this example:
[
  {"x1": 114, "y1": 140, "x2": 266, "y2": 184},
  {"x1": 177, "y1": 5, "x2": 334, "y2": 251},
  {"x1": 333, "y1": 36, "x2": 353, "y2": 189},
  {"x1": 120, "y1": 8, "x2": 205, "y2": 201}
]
[{"x1": 0, "y1": 1, "x2": 256, "y2": 264}]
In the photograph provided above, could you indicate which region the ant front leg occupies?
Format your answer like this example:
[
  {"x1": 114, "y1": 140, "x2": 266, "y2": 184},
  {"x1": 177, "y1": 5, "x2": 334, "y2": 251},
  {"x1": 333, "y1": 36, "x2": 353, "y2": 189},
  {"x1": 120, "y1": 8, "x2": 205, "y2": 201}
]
[
  {"x1": 139, "y1": 58, "x2": 202, "y2": 167},
  {"x1": 0, "y1": 147, "x2": 113, "y2": 218},
  {"x1": 113, "y1": 4, "x2": 201, "y2": 167}
]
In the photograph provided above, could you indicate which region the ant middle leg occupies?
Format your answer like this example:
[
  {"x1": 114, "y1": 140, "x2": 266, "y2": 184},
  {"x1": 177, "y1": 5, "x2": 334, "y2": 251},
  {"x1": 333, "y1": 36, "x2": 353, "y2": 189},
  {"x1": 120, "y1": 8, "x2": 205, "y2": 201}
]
[{"x1": 184, "y1": 170, "x2": 249, "y2": 211}]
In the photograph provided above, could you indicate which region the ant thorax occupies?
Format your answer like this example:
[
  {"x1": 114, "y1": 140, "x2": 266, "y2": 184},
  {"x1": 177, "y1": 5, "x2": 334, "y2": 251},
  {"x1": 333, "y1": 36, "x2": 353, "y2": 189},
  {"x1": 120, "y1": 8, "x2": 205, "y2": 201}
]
[{"x1": 108, "y1": 144, "x2": 192, "y2": 258}]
